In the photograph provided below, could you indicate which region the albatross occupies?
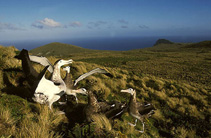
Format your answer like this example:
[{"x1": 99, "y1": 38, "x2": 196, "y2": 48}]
[
  {"x1": 84, "y1": 91, "x2": 101, "y2": 122},
  {"x1": 84, "y1": 91, "x2": 127, "y2": 122},
  {"x1": 61, "y1": 66, "x2": 112, "y2": 103},
  {"x1": 33, "y1": 59, "x2": 73, "y2": 109},
  {"x1": 61, "y1": 66, "x2": 87, "y2": 104},
  {"x1": 14, "y1": 49, "x2": 40, "y2": 86},
  {"x1": 120, "y1": 88, "x2": 155, "y2": 133}
]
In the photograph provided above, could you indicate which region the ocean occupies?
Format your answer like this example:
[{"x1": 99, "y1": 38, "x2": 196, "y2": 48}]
[{"x1": 1, "y1": 36, "x2": 211, "y2": 51}]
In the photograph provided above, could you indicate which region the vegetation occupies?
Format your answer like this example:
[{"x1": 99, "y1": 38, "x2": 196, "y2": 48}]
[
  {"x1": 30, "y1": 42, "x2": 101, "y2": 57},
  {"x1": 0, "y1": 41, "x2": 210, "y2": 137},
  {"x1": 154, "y1": 39, "x2": 174, "y2": 46}
]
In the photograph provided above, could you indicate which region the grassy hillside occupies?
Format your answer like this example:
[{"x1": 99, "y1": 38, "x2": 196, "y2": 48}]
[
  {"x1": 0, "y1": 42, "x2": 210, "y2": 137},
  {"x1": 30, "y1": 42, "x2": 101, "y2": 57},
  {"x1": 74, "y1": 42, "x2": 211, "y2": 89},
  {"x1": 183, "y1": 41, "x2": 211, "y2": 49}
]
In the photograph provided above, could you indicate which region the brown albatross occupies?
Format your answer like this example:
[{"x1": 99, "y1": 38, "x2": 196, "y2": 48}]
[
  {"x1": 120, "y1": 88, "x2": 155, "y2": 133},
  {"x1": 84, "y1": 91, "x2": 127, "y2": 122},
  {"x1": 61, "y1": 66, "x2": 112, "y2": 104}
]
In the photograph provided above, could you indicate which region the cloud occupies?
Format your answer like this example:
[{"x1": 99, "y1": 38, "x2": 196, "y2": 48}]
[
  {"x1": 139, "y1": 25, "x2": 149, "y2": 29},
  {"x1": 118, "y1": 19, "x2": 129, "y2": 29},
  {"x1": 32, "y1": 18, "x2": 62, "y2": 29},
  {"x1": 69, "y1": 21, "x2": 82, "y2": 27},
  {"x1": 121, "y1": 25, "x2": 128, "y2": 29},
  {"x1": 0, "y1": 22, "x2": 24, "y2": 31},
  {"x1": 87, "y1": 21, "x2": 107, "y2": 29},
  {"x1": 118, "y1": 19, "x2": 129, "y2": 24},
  {"x1": 31, "y1": 23, "x2": 44, "y2": 29}
]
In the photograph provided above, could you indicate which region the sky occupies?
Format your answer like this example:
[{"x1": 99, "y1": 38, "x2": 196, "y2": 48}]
[{"x1": 0, "y1": 0, "x2": 211, "y2": 42}]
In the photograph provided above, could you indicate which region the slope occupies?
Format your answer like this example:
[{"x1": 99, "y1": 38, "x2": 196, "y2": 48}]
[
  {"x1": 0, "y1": 45, "x2": 210, "y2": 137},
  {"x1": 30, "y1": 42, "x2": 99, "y2": 57}
]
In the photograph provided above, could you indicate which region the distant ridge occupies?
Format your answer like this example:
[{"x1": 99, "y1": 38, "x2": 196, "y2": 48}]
[
  {"x1": 184, "y1": 41, "x2": 211, "y2": 48},
  {"x1": 30, "y1": 42, "x2": 98, "y2": 57},
  {"x1": 154, "y1": 39, "x2": 174, "y2": 46}
]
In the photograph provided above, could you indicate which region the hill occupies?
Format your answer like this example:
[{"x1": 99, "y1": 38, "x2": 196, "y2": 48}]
[
  {"x1": 1, "y1": 45, "x2": 210, "y2": 137},
  {"x1": 154, "y1": 39, "x2": 174, "y2": 46},
  {"x1": 0, "y1": 44, "x2": 210, "y2": 137},
  {"x1": 30, "y1": 42, "x2": 99, "y2": 57},
  {"x1": 30, "y1": 41, "x2": 211, "y2": 88},
  {"x1": 183, "y1": 41, "x2": 211, "y2": 48}
]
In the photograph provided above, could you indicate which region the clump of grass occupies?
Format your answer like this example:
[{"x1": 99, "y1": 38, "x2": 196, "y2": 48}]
[
  {"x1": 152, "y1": 109, "x2": 165, "y2": 122},
  {"x1": 167, "y1": 97, "x2": 179, "y2": 109},
  {"x1": 92, "y1": 114, "x2": 112, "y2": 131},
  {"x1": 0, "y1": 105, "x2": 16, "y2": 137},
  {"x1": 16, "y1": 104, "x2": 66, "y2": 138},
  {"x1": 0, "y1": 71, "x2": 5, "y2": 89},
  {"x1": 0, "y1": 46, "x2": 20, "y2": 69}
]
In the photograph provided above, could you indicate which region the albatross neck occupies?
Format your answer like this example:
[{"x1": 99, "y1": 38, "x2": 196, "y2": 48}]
[
  {"x1": 129, "y1": 91, "x2": 138, "y2": 113},
  {"x1": 88, "y1": 92, "x2": 100, "y2": 108},
  {"x1": 22, "y1": 53, "x2": 39, "y2": 78},
  {"x1": 51, "y1": 65, "x2": 62, "y2": 82},
  {"x1": 64, "y1": 71, "x2": 73, "y2": 88}
]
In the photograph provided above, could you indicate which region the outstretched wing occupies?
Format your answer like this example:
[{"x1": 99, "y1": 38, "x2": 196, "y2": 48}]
[
  {"x1": 74, "y1": 68, "x2": 111, "y2": 86},
  {"x1": 29, "y1": 55, "x2": 54, "y2": 73},
  {"x1": 137, "y1": 102, "x2": 155, "y2": 115}
]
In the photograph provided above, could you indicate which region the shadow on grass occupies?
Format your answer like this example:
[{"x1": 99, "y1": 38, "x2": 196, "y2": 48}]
[{"x1": 2, "y1": 68, "x2": 34, "y2": 101}]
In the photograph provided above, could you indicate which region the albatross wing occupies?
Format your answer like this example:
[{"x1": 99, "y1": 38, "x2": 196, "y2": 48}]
[
  {"x1": 29, "y1": 55, "x2": 54, "y2": 73},
  {"x1": 74, "y1": 68, "x2": 111, "y2": 86}
]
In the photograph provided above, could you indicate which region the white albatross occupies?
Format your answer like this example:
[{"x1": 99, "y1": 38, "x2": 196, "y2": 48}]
[{"x1": 33, "y1": 59, "x2": 73, "y2": 109}]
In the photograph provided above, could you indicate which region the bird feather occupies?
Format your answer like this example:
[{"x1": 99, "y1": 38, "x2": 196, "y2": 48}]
[
  {"x1": 29, "y1": 55, "x2": 54, "y2": 73},
  {"x1": 74, "y1": 68, "x2": 109, "y2": 86}
]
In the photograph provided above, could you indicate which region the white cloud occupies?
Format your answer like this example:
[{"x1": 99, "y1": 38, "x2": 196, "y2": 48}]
[
  {"x1": 69, "y1": 21, "x2": 82, "y2": 27},
  {"x1": 32, "y1": 18, "x2": 62, "y2": 29},
  {"x1": 40, "y1": 18, "x2": 61, "y2": 27}
]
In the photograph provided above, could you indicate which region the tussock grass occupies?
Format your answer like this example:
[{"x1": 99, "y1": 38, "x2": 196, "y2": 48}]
[
  {"x1": 16, "y1": 104, "x2": 66, "y2": 138},
  {"x1": 0, "y1": 46, "x2": 20, "y2": 69},
  {"x1": 0, "y1": 101, "x2": 66, "y2": 138},
  {"x1": 0, "y1": 45, "x2": 210, "y2": 137},
  {"x1": 0, "y1": 105, "x2": 16, "y2": 137},
  {"x1": 92, "y1": 114, "x2": 112, "y2": 131}
]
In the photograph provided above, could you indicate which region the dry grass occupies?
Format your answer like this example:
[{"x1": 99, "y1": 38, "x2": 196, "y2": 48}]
[
  {"x1": 0, "y1": 106, "x2": 16, "y2": 137},
  {"x1": 0, "y1": 46, "x2": 20, "y2": 69},
  {"x1": 92, "y1": 114, "x2": 112, "y2": 131},
  {"x1": 16, "y1": 104, "x2": 66, "y2": 138},
  {"x1": 0, "y1": 103, "x2": 67, "y2": 138},
  {"x1": 0, "y1": 46, "x2": 210, "y2": 137}
]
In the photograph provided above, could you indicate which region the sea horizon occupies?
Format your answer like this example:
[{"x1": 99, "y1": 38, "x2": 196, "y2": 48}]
[{"x1": 1, "y1": 35, "x2": 211, "y2": 51}]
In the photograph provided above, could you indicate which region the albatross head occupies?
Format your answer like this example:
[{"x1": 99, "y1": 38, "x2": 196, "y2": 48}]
[
  {"x1": 120, "y1": 88, "x2": 136, "y2": 95},
  {"x1": 54, "y1": 59, "x2": 73, "y2": 67},
  {"x1": 14, "y1": 49, "x2": 29, "y2": 60}
]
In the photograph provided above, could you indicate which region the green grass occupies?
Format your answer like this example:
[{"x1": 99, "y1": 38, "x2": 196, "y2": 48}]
[
  {"x1": 30, "y1": 42, "x2": 101, "y2": 57},
  {"x1": 1, "y1": 41, "x2": 211, "y2": 137}
]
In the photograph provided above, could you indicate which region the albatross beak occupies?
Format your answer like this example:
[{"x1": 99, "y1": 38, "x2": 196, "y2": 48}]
[
  {"x1": 14, "y1": 55, "x2": 20, "y2": 59},
  {"x1": 72, "y1": 88, "x2": 87, "y2": 95},
  {"x1": 68, "y1": 59, "x2": 73, "y2": 63},
  {"x1": 62, "y1": 59, "x2": 73, "y2": 65},
  {"x1": 120, "y1": 89, "x2": 129, "y2": 93}
]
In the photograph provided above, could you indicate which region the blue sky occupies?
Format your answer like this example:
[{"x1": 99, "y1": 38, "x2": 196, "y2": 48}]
[{"x1": 0, "y1": 0, "x2": 211, "y2": 41}]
